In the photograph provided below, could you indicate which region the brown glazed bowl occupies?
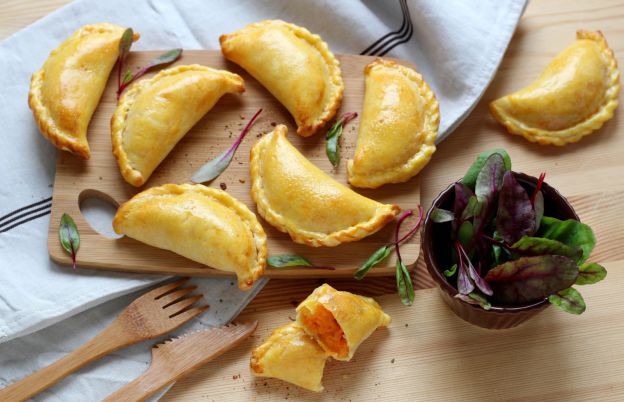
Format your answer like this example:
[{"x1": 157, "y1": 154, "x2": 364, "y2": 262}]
[{"x1": 422, "y1": 172, "x2": 580, "y2": 329}]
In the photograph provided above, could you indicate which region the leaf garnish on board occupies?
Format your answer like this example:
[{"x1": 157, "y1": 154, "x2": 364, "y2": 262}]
[
  {"x1": 191, "y1": 109, "x2": 262, "y2": 183},
  {"x1": 117, "y1": 48, "x2": 182, "y2": 98},
  {"x1": 325, "y1": 112, "x2": 357, "y2": 167},
  {"x1": 267, "y1": 255, "x2": 335, "y2": 270},
  {"x1": 353, "y1": 206, "x2": 424, "y2": 299},
  {"x1": 117, "y1": 28, "x2": 134, "y2": 93},
  {"x1": 59, "y1": 213, "x2": 80, "y2": 269}
]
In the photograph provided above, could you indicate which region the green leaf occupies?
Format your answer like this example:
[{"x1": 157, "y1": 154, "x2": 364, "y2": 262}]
[
  {"x1": 549, "y1": 287, "x2": 586, "y2": 314},
  {"x1": 457, "y1": 221, "x2": 474, "y2": 249},
  {"x1": 456, "y1": 292, "x2": 492, "y2": 310},
  {"x1": 460, "y1": 196, "x2": 480, "y2": 221},
  {"x1": 59, "y1": 213, "x2": 80, "y2": 269},
  {"x1": 576, "y1": 262, "x2": 607, "y2": 285},
  {"x1": 325, "y1": 112, "x2": 357, "y2": 167},
  {"x1": 462, "y1": 149, "x2": 512, "y2": 188},
  {"x1": 537, "y1": 217, "x2": 596, "y2": 264},
  {"x1": 355, "y1": 245, "x2": 392, "y2": 280},
  {"x1": 485, "y1": 255, "x2": 579, "y2": 304},
  {"x1": 191, "y1": 109, "x2": 262, "y2": 183},
  {"x1": 118, "y1": 28, "x2": 134, "y2": 59},
  {"x1": 396, "y1": 260, "x2": 415, "y2": 306},
  {"x1": 122, "y1": 69, "x2": 133, "y2": 85},
  {"x1": 431, "y1": 208, "x2": 454, "y2": 223},
  {"x1": 510, "y1": 236, "x2": 583, "y2": 260},
  {"x1": 443, "y1": 264, "x2": 458, "y2": 277},
  {"x1": 268, "y1": 255, "x2": 313, "y2": 268},
  {"x1": 144, "y1": 48, "x2": 182, "y2": 69}
]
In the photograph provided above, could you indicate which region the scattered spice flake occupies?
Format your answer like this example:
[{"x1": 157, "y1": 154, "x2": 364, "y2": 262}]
[
  {"x1": 240, "y1": 114, "x2": 245, "y2": 120},
  {"x1": 233, "y1": 374, "x2": 240, "y2": 380},
  {"x1": 288, "y1": 316, "x2": 295, "y2": 321},
  {"x1": 405, "y1": 323, "x2": 408, "y2": 327},
  {"x1": 390, "y1": 358, "x2": 395, "y2": 363},
  {"x1": 270, "y1": 122, "x2": 277, "y2": 127},
  {"x1": 239, "y1": 179, "x2": 246, "y2": 183},
  {"x1": 220, "y1": 182, "x2": 227, "y2": 190}
]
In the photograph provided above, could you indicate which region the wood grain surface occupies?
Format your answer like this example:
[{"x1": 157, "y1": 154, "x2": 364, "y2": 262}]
[
  {"x1": 46, "y1": 51, "x2": 420, "y2": 278},
  {"x1": 2, "y1": 0, "x2": 624, "y2": 401}
]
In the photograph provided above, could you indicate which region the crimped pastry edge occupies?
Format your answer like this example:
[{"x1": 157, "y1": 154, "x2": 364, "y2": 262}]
[
  {"x1": 220, "y1": 19, "x2": 344, "y2": 137},
  {"x1": 28, "y1": 23, "x2": 137, "y2": 159},
  {"x1": 113, "y1": 183, "x2": 266, "y2": 290},
  {"x1": 110, "y1": 64, "x2": 245, "y2": 187},
  {"x1": 489, "y1": 30, "x2": 620, "y2": 146},
  {"x1": 347, "y1": 58, "x2": 440, "y2": 188},
  {"x1": 250, "y1": 125, "x2": 400, "y2": 247}
]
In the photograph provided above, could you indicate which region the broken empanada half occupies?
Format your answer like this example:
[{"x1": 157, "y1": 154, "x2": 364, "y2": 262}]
[
  {"x1": 112, "y1": 184, "x2": 266, "y2": 290},
  {"x1": 112, "y1": 65, "x2": 244, "y2": 187},
  {"x1": 250, "y1": 125, "x2": 400, "y2": 247},
  {"x1": 220, "y1": 20, "x2": 343, "y2": 137},
  {"x1": 490, "y1": 30, "x2": 620, "y2": 146},
  {"x1": 29, "y1": 23, "x2": 139, "y2": 159},
  {"x1": 296, "y1": 283, "x2": 391, "y2": 361},
  {"x1": 250, "y1": 323, "x2": 328, "y2": 392},
  {"x1": 348, "y1": 59, "x2": 439, "y2": 188}
]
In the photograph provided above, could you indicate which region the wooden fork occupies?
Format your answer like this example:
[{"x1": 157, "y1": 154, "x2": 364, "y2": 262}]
[
  {"x1": 102, "y1": 321, "x2": 258, "y2": 402},
  {"x1": 0, "y1": 278, "x2": 208, "y2": 402}
]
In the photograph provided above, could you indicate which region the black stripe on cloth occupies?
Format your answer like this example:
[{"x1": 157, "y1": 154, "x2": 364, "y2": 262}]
[
  {"x1": 360, "y1": 0, "x2": 413, "y2": 56},
  {"x1": 0, "y1": 196, "x2": 52, "y2": 233},
  {"x1": 0, "y1": 209, "x2": 51, "y2": 233},
  {"x1": 0, "y1": 196, "x2": 52, "y2": 225}
]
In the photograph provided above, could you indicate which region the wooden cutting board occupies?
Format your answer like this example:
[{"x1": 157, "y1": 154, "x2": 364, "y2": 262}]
[{"x1": 46, "y1": 51, "x2": 421, "y2": 278}]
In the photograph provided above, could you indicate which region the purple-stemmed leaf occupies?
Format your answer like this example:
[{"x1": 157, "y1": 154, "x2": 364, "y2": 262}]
[
  {"x1": 462, "y1": 149, "x2": 512, "y2": 188},
  {"x1": 460, "y1": 196, "x2": 480, "y2": 221},
  {"x1": 536, "y1": 216, "x2": 596, "y2": 264},
  {"x1": 510, "y1": 236, "x2": 582, "y2": 260},
  {"x1": 454, "y1": 182, "x2": 474, "y2": 217},
  {"x1": 325, "y1": 112, "x2": 357, "y2": 167},
  {"x1": 431, "y1": 208, "x2": 454, "y2": 223},
  {"x1": 576, "y1": 262, "x2": 607, "y2": 285},
  {"x1": 191, "y1": 109, "x2": 262, "y2": 183},
  {"x1": 484, "y1": 255, "x2": 579, "y2": 304},
  {"x1": 457, "y1": 263, "x2": 474, "y2": 295},
  {"x1": 59, "y1": 213, "x2": 80, "y2": 269},
  {"x1": 354, "y1": 245, "x2": 392, "y2": 280},
  {"x1": 496, "y1": 171, "x2": 536, "y2": 244},
  {"x1": 455, "y1": 292, "x2": 492, "y2": 310},
  {"x1": 549, "y1": 287, "x2": 586, "y2": 314},
  {"x1": 475, "y1": 153, "x2": 505, "y2": 203},
  {"x1": 117, "y1": 28, "x2": 134, "y2": 90},
  {"x1": 117, "y1": 48, "x2": 183, "y2": 98},
  {"x1": 458, "y1": 244, "x2": 493, "y2": 295},
  {"x1": 533, "y1": 190, "x2": 544, "y2": 230}
]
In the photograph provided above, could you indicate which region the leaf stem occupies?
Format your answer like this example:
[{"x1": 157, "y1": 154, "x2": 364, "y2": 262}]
[{"x1": 530, "y1": 172, "x2": 546, "y2": 206}]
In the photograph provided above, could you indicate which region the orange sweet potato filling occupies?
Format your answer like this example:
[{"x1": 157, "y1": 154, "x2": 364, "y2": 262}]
[{"x1": 301, "y1": 305, "x2": 348, "y2": 358}]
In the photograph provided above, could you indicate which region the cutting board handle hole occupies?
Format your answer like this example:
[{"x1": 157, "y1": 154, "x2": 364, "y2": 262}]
[{"x1": 78, "y1": 189, "x2": 122, "y2": 239}]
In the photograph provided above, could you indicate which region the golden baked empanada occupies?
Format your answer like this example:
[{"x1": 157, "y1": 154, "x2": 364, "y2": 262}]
[
  {"x1": 112, "y1": 184, "x2": 266, "y2": 290},
  {"x1": 296, "y1": 284, "x2": 391, "y2": 361},
  {"x1": 220, "y1": 20, "x2": 343, "y2": 137},
  {"x1": 250, "y1": 125, "x2": 400, "y2": 247},
  {"x1": 348, "y1": 59, "x2": 439, "y2": 188},
  {"x1": 111, "y1": 65, "x2": 244, "y2": 187},
  {"x1": 29, "y1": 23, "x2": 139, "y2": 159},
  {"x1": 250, "y1": 323, "x2": 328, "y2": 392},
  {"x1": 490, "y1": 30, "x2": 620, "y2": 146}
]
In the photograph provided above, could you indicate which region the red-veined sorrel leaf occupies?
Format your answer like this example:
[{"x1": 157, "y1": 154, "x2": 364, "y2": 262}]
[
  {"x1": 267, "y1": 255, "x2": 335, "y2": 270},
  {"x1": 117, "y1": 48, "x2": 183, "y2": 98},
  {"x1": 453, "y1": 182, "x2": 474, "y2": 218},
  {"x1": 536, "y1": 216, "x2": 596, "y2": 264},
  {"x1": 460, "y1": 196, "x2": 480, "y2": 221},
  {"x1": 458, "y1": 241, "x2": 492, "y2": 296},
  {"x1": 457, "y1": 262, "x2": 474, "y2": 295},
  {"x1": 455, "y1": 292, "x2": 492, "y2": 310},
  {"x1": 117, "y1": 28, "x2": 134, "y2": 91},
  {"x1": 462, "y1": 149, "x2": 512, "y2": 188},
  {"x1": 496, "y1": 171, "x2": 536, "y2": 244},
  {"x1": 475, "y1": 153, "x2": 505, "y2": 203},
  {"x1": 576, "y1": 262, "x2": 607, "y2": 285},
  {"x1": 549, "y1": 287, "x2": 586, "y2": 314},
  {"x1": 191, "y1": 109, "x2": 262, "y2": 183},
  {"x1": 59, "y1": 213, "x2": 80, "y2": 269},
  {"x1": 354, "y1": 245, "x2": 391, "y2": 280},
  {"x1": 325, "y1": 112, "x2": 357, "y2": 167},
  {"x1": 484, "y1": 255, "x2": 579, "y2": 304},
  {"x1": 396, "y1": 260, "x2": 414, "y2": 306},
  {"x1": 533, "y1": 190, "x2": 544, "y2": 230},
  {"x1": 431, "y1": 208, "x2": 454, "y2": 223},
  {"x1": 510, "y1": 236, "x2": 582, "y2": 260}
]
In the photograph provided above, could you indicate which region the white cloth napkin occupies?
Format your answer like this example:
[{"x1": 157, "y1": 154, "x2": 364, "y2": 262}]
[{"x1": 0, "y1": 0, "x2": 526, "y2": 400}]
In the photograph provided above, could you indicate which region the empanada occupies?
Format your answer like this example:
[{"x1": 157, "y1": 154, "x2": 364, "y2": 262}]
[
  {"x1": 29, "y1": 23, "x2": 139, "y2": 159},
  {"x1": 250, "y1": 323, "x2": 328, "y2": 392},
  {"x1": 296, "y1": 284, "x2": 391, "y2": 361},
  {"x1": 490, "y1": 30, "x2": 620, "y2": 146},
  {"x1": 250, "y1": 125, "x2": 400, "y2": 247},
  {"x1": 112, "y1": 183, "x2": 266, "y2": 290},
  {"x1": 348, "y1": 59, "x2": 439, "y2": 188},
  {"x1": 112, "y1": 65, "x2": 244, "y2": 187},
  {"x1": 220, "y1": 20, "x2": 343, "y2": 137}
]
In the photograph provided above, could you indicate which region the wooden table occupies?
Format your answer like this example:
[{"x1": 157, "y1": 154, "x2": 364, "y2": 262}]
[{"x1": 3, "y1": 1, "x2": 624, "y2": 401}]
